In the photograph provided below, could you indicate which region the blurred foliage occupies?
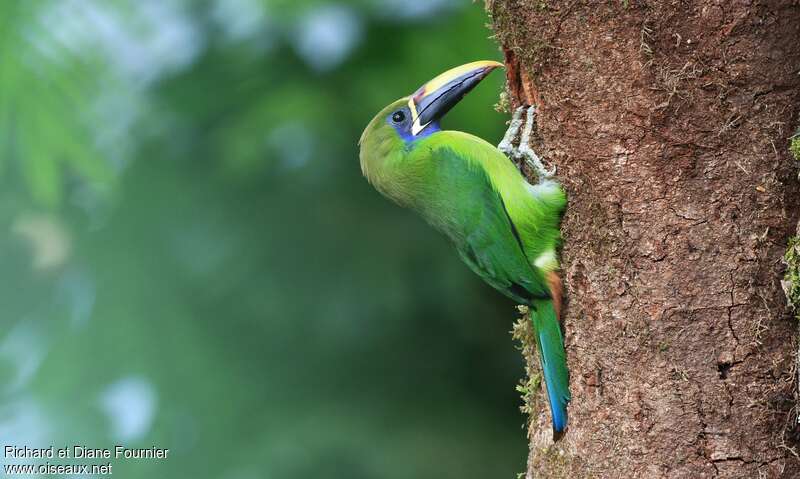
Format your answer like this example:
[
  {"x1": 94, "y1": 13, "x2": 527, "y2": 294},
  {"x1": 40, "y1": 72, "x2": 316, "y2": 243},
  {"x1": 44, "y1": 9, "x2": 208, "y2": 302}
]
[
  {"x1": 1, "y1": 1, "x2": 526, "y2": 478},
  {"x1": 0, "y1": 2, "x2": 115, "y2": 207}
]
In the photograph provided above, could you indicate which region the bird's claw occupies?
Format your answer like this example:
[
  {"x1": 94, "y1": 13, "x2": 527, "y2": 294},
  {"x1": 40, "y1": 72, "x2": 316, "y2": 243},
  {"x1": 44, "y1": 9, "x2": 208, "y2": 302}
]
[{"x1": 498, "y1": 105, "x2": 556, "y2": 179}]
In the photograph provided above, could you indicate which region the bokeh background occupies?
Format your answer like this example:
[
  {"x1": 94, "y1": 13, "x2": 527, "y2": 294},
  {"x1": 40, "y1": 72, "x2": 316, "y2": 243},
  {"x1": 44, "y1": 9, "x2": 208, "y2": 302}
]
[{"x1": 1, "y1": 1, "x2": 528, "y2": 477}]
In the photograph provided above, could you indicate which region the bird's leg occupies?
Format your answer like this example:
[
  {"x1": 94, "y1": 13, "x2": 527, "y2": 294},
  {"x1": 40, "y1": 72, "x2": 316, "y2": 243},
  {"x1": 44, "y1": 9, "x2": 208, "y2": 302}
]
[
  {"x1": 498, "y1": 106, "x2": 557, "y2": 181},
  {"x1": 517, "y1": 106, "x2": 556, "y2": 179},
  {"x1": 498, "y1": 106, "x2": 525, "y2": 158}
]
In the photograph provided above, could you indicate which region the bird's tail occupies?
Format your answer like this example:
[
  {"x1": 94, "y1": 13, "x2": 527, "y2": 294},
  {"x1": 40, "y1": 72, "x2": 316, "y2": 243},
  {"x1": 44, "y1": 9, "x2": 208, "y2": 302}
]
[{"x1": 530, "y1": 297, "x2": 570, "y2": 439}]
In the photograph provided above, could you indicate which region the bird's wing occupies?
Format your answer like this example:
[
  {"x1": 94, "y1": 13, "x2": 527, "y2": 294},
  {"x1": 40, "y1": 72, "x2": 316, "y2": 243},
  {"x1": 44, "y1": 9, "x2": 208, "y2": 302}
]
[{"x1": 424, "y1": 146, "x2": 550, "y2": 302}]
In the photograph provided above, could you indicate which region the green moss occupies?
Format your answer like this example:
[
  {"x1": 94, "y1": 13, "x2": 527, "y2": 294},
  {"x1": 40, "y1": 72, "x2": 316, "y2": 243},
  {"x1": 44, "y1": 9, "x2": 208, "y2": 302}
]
[
  {"x1": 494, "y1": 90, "x2": 511, "y2": 114},
  {"x1": 784, "y1": 236, "x2": 800, "y2": 319},
  {"x1": 516, "y1": 372, "x2": 542, "y2": 416},
  {"x1": 485, "y1": 0, "x2": 554, "y2": 71},
  {"x1": 512, "y1": 308, "x2": 543, "y2": 418},
  {"x1": 790, "y1": 136, "x2": 800, "y2": 162},
  {"x1": 784, "y1": 128, "x2": 800, "y2": 318},
  {"x1": 511, "y1": 309, "x2": 543, "y2": 479}
]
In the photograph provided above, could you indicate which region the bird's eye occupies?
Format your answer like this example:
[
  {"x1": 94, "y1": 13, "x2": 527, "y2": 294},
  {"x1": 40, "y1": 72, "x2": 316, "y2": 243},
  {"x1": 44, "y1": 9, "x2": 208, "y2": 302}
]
[{"x1": 391, "y1": 111, "x2": 406, "y2": 123}]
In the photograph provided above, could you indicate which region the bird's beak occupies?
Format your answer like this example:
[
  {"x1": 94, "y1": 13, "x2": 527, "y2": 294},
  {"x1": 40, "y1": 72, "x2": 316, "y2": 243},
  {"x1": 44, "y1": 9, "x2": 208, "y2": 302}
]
[{"x1": 409, "y1": 60, "x2": 503, "y2": 136}]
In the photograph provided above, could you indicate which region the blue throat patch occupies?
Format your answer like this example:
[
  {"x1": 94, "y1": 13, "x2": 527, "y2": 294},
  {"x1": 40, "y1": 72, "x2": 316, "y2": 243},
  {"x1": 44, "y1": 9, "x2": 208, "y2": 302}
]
[{"x1": 393, "y1": 120, "x2": 441, "y2": 144}]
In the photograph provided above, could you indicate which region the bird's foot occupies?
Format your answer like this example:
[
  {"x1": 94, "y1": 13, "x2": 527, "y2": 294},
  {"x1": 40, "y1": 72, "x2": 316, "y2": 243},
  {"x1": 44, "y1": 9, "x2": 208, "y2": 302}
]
[
  {"x1": 518, "y1": 106, "x2": 557, "y2": 178},
  {"x1": 498, "y1": 106, "x2": 525, "y2": 158},
  {"x1": 498, "y1": 105, "x2": 556, "y2": 179}
]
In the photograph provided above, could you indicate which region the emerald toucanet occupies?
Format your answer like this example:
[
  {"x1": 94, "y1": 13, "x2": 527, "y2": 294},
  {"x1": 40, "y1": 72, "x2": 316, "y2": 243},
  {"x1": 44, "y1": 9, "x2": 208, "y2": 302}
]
[{"x1": 359, "y1": 61, "x2": 570, "y2": 438}]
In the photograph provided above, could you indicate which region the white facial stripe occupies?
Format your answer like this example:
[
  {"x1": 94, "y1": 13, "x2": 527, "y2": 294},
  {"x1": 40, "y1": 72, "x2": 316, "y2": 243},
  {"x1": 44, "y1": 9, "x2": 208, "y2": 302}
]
[
  {"x1": 408, "y1": 97, "x2": 429, "y2": 136},
  {"x1": 411, "y1": 119, "x2": 430, "y2": 136}
]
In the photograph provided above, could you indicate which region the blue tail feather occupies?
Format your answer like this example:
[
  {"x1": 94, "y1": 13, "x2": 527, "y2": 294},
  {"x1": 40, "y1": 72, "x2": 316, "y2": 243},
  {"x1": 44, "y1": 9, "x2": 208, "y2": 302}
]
[{"x1": 530, "y1": 298, "x2": 570, "y2": 438}]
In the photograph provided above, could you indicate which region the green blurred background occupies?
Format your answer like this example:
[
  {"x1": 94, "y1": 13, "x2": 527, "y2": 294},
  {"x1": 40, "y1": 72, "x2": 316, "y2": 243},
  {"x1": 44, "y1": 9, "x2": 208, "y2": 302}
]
[{"x1": 1, "y1": 1, "x2": 528, "y2": 477}]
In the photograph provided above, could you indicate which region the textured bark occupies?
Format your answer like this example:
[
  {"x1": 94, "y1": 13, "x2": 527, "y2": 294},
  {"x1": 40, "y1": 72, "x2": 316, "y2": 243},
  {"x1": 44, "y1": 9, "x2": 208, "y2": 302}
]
[{"x1": 487, "y1": 1, "x2": 800, "y2": 477}]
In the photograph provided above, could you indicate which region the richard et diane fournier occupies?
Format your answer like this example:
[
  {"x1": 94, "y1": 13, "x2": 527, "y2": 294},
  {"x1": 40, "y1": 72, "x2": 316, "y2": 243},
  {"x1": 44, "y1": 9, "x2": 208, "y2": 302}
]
[{"x1": 5, "y1": 445, "x2": 169, "y2": 459}]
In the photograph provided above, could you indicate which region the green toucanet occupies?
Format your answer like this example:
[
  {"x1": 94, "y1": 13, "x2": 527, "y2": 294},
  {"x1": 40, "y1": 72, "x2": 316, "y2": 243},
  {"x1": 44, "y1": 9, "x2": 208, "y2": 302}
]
[{"x1": 359, "y1": 61, "x2": 570, "y2": 438}]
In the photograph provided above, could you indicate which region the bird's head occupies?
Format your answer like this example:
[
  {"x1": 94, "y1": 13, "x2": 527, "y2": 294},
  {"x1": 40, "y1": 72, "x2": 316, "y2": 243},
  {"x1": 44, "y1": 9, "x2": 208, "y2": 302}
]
[{"x1": 359, "y1": 60, "x2": 502, "y2": 188}]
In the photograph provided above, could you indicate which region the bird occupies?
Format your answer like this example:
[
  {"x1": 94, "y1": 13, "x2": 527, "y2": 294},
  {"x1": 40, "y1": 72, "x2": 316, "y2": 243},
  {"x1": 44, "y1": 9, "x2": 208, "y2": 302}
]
[{"x1": 358, "y1": 61, "x2": 570, "y2": 439}]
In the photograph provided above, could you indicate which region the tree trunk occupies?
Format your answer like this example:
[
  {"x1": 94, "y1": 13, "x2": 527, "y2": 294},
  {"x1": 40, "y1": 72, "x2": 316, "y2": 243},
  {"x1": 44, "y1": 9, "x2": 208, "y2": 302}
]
[{"x1": 487, "y1": 1, "x2": 800, "y2": 477}]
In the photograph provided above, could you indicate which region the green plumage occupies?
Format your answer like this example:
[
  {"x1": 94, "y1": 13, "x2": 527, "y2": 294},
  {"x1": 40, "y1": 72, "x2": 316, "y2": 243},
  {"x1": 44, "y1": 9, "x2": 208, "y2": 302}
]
[{"x1": 361, "y1": 95, "x2": 570, "y2": 436}]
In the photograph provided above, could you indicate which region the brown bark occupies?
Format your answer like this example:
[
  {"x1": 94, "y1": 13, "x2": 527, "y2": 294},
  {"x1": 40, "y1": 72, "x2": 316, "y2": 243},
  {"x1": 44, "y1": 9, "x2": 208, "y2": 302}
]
[{"x1": 488, "y1": 1, "x2": 800, "y2": 477}]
